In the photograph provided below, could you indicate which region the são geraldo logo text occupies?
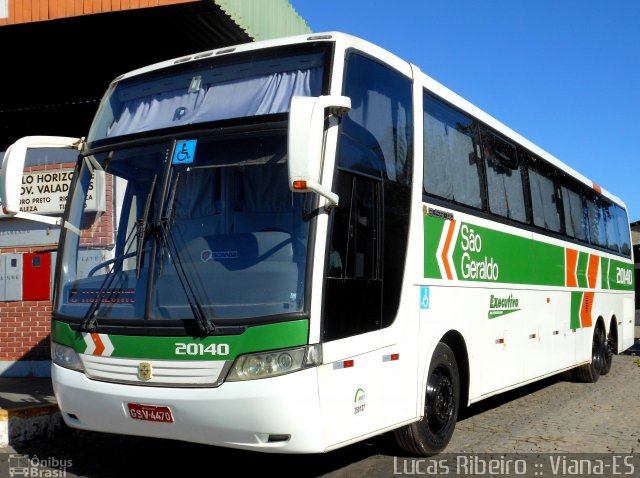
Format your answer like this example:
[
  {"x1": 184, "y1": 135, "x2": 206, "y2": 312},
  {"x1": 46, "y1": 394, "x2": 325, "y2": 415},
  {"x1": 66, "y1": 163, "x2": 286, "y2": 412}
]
[{"x1": 459, "y1": 225, "x2": 499, "y2": 281}]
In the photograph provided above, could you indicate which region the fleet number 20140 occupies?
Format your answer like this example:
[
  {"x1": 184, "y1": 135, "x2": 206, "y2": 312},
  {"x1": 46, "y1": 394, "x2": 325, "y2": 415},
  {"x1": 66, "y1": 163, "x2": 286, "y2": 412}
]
[{"x1": 175, "y1": 343, "x2": 230, "y2": 356}]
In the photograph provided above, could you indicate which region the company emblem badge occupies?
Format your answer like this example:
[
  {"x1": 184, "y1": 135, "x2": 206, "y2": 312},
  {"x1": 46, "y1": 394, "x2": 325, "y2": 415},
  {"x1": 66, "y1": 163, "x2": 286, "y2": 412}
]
[
  {"x1": 200, "y1": 249, "x2": 238, "y2": 262},
  {"x1": 201, "y1": 249, "x2": 213, "y2": 262},
  {"x1": 137, "y1": 362, "x2": 152, "y2": 380},
  {"x1": 354, "y1": 388, "x2": 366, "y2": 414}
]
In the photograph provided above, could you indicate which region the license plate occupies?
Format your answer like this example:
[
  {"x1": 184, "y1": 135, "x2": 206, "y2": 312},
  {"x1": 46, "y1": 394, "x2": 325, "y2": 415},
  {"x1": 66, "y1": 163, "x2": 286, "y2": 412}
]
[{"x1": 127, "y1": 403, "x2": 174, "y2": 423}]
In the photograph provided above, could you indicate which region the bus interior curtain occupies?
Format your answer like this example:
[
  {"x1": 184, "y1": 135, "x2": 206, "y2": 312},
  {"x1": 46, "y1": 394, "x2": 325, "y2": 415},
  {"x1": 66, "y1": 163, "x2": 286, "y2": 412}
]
[
  {"x1": 424, "y1": 113, "x2": 479, "y2": 206},
  {"x1": 107, "y1": 68, "x2": 322, "y2": 138}
]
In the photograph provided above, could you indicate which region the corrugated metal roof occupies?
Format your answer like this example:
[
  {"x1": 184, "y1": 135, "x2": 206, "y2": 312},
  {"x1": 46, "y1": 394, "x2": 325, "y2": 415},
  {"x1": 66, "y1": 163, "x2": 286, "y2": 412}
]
[
  {"x1": 0, "y1": 0, "x2": 311, "y2": 39},
  {"x1": 213, "y1": 0, "x2": 311, "y2": 40},
  {"x1": 0, "y1": 0, "x2": 312, "y2": 149}
]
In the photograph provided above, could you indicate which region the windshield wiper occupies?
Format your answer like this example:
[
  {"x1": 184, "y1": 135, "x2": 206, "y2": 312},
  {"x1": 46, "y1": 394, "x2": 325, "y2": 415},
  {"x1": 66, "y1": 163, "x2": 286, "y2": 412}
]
[
  {"x1": 136, "y1": 174, "x2": 157, "y2": 279},
  {"x1": 155, "y1": 171, "x2": 215, "y2": 335},
  {"x1": 156, "y1": 221, "x2": 215, "y2": 335},
  {"x1": 79, "y1": 225, "x2": 138, "y2": 332},
  {"x1": 78, "y1": 157, "x2": 136, "y2": 332},
  {"x1": 79, "y1": 172, "x2": 157, "y2": 332}
]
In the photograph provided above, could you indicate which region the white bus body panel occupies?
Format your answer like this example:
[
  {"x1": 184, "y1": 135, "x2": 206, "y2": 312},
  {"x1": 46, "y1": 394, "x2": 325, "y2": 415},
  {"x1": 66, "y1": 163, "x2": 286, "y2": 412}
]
[
  {"x1": 53, "y1": 365, "x2": 326, "y2": 453},
  {"x1": 417, "y1": 201, "x2": 634, "y2": 403}
]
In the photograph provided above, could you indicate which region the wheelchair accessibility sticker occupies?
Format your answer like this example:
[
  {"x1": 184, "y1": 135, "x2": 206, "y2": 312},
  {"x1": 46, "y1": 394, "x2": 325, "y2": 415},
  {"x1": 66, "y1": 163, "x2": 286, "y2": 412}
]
[
  {"x1": 172, "y1": 139, "x2": 197, "y2": 165},
  {"x1": 420, "y1": 286, "x2": 430, "y2": 309}
]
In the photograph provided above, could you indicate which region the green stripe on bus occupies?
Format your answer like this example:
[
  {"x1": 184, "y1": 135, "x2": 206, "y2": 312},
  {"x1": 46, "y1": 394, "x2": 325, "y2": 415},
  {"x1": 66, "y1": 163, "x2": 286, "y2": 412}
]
[
  {"x1": 576, "y1": 252, "x2": 589, "y2": 288},
  {"x1": 570, "y1": 292, "x2": 582, "y2": 329},
  {"x1": 423, "y1": 214, "x2": 633, "y2": 291},
  {"x1": 424, "y1": 214, "x2": 445, "y2": 279},
  {"x1": 450, "y1": 223, "x2": 564, "y2": 286},
  {"x1": 52, "y1": 319, "x2": 309, "y2": 360},
  {"x1": 600, "y1": 257, "x2": 610, "y2": 289},
  {"x1": 608, "y1": 259, "x2": 634, "y2": 291}
]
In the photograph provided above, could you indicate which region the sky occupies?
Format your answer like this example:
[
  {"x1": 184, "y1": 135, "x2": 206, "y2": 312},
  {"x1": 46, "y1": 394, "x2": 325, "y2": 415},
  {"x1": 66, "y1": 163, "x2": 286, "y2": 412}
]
[{"x1": 292, "y1": 0, "x2": 640, "y2": 221}]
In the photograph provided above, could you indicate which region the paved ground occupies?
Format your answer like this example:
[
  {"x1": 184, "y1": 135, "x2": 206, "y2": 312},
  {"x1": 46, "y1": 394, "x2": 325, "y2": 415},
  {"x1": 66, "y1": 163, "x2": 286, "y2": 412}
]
[
  {"x1": 450, "y1": 354, "x2": 640, "y2": 454},
  {"x1": 1, "y1": 353, "x2": 638, "y2": 477},
  {"x1": 0, "y1": 317, "x2": 638, "y2": 477}
]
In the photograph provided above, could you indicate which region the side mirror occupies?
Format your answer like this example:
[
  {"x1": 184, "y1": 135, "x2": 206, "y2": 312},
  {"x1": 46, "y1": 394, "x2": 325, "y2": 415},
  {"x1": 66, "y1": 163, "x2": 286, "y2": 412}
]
[
  {"x1": 288, "y1": 95, "x2": 351, "y2": 208},
  {"x1": 1, "y1": 136, "x2": 82, "y2": 225}
]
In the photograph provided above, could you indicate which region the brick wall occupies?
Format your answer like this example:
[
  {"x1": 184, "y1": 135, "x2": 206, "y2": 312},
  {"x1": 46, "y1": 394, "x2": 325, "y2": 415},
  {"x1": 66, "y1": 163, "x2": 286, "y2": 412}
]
[
  {"x1": 0, "y1": 162, "x2": 113, "y2": 363},
  {"x1": 0, "y1": 301, "x2": 52, "y2": 360}
]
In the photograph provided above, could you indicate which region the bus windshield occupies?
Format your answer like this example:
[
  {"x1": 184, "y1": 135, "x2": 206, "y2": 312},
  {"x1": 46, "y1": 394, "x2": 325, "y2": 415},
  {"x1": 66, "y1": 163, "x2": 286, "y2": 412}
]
[
  {"x1": 55, "y1": 130, "x2": 310, "y2": 325},
  {"x1": 87, "y1": 45, "x2": 326, "y2": 145}
]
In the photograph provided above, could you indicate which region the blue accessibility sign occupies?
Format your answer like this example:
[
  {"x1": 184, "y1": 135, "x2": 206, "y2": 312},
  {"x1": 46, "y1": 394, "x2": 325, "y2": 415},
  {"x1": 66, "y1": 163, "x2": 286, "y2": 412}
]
[
  {"x1": 172, "y1": 139, "x2": 197, "y2": 165},
  {"x1": 420, "y1": 286, "x2": 430, "y2": 310}
]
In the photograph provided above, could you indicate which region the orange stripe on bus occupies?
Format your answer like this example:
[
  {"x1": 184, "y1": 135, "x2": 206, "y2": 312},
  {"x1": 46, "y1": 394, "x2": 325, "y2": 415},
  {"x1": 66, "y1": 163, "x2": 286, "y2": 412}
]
[
  {"x1": 580, "y1": 292, "x2": 594, "y2": 328},
  {"x1": 91, "y1": 333, "x2": 105, "y2": 356},
  {"x1": 565, "y1": 248, "x2": 578, "y2": 287},
  {"x1": 587, "y1": 254, "x2": 599, "y2": 289},
  {"x1": 441, "y1": 220, "x2": 456, "y2": 280}
]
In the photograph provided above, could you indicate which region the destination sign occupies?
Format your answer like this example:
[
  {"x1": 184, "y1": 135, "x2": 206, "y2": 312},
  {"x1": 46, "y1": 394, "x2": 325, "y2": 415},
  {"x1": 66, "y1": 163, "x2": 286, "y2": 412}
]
[{"x1": 19, "y1": 169, "x2": 105, "y2": 215}]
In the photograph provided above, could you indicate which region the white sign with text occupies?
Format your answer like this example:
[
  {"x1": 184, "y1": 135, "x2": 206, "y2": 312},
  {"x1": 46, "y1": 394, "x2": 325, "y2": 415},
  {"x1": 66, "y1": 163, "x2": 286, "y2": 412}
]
[{"x1": 19, "y1": 169, "x2": 105, "y2": 215}]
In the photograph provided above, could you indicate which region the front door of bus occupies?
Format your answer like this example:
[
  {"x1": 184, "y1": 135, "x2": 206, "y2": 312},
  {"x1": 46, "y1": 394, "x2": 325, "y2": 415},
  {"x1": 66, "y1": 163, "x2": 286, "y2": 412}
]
[{"x1": 318, "y1": 171, "x2": 384, "y2": 445}]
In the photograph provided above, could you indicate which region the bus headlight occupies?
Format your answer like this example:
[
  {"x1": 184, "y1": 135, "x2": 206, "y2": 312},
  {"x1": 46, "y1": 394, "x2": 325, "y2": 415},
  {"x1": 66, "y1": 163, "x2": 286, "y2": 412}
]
[
  {"x1": 51, "y1": 342, "x2": 84, "y2": 372},
  {"x1": 226, "y1": 345, "x2": 321, "y2": 381}
]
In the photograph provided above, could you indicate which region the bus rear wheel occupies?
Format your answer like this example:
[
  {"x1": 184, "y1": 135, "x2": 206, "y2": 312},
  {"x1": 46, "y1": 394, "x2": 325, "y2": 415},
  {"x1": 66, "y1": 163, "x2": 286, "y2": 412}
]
[
  {"x1": 394, "y1": 342, "x2": 460, "y2": 456},
  {"x1": 573, "y1": 324, "x2": 606, "y2": 383},
  {"x1": 600, "y1": 332, "x2": 615, "y2": 376}
]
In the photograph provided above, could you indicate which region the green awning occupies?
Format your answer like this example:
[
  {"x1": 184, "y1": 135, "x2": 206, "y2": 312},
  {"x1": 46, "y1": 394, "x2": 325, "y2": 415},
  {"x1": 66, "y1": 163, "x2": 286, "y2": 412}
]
[{"x1": 214, "y1": 0, "x2": 311, "y2": 41}]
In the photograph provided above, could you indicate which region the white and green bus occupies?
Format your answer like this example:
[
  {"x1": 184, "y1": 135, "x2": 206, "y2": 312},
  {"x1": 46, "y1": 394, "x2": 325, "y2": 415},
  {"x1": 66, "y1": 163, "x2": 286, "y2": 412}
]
[{"x1": 1, "y1": 32, "x2": 634, "y2": 455}]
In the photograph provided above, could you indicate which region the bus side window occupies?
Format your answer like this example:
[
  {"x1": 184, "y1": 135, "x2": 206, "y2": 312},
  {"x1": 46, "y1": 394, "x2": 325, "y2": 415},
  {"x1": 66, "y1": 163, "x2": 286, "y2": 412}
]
[
  {"x1": 602, "y1": 200, "x2": 621, "y2": 253},
  {"x1": 423, "y1": 93, "x2": 483, "y2": 210},
  {"x1": 615, "y1": 205, "x2": 632, "y2": 256},
  {"x1": 585, "y1": 193, "x2": 606, "y2": 247},
  {"x1": 481, "y1": 130, "x2": 526, "y2": 223},
  {"x1": 561, "y1": 182, "x2": 588, "y2": 242},
  {"x1": 527, "y1": 156, "x2": 561, "y2": 233}
]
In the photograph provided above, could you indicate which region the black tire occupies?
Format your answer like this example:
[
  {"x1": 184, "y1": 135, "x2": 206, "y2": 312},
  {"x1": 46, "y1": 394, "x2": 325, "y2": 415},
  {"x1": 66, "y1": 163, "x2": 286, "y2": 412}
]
[
  {"x1": 394, "y1": 342, "x2": 460, "y2": 456},
  {"x1": 573, "y1": 324, "x2": 606, "y2": 383},
  {"x1": 600, "y1": 332, "x2": 614, "y2": 376}
]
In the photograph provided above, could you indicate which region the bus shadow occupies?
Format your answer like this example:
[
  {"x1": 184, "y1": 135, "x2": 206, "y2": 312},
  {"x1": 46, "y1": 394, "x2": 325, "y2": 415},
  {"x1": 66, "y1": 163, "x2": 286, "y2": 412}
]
[
  {"x1": 10, "y1": 372, "x2": 586, "y2": 477},
  {"x1": 458, "y1": 372, "x2": 569, "y2": 421},
  {"x1": 11, "y1": 426, "x2": 397, "y2": 478}
]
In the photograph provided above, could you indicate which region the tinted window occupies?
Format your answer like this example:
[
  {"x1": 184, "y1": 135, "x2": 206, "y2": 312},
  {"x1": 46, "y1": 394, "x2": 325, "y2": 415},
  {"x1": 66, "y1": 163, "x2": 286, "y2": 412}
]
[
  {"x1": 482, "y1": 131, "x2": 526, "y2": 222},
  {"x1": 602, "y1": 200, "x2": 621, "y2": 252},
  {"x1": 586, "y1": 194, "x2": 606, "y2": 247},
  {"x1": 424, "y1": 94, "x2": 483, "y2": 209},
  {"x1": 422, "y1": 91, "x2": 631, "y2": 259},
  {"x1": 324, "y1": 171, "x2": 381, "y2": 341},
  {"x1": 341, "y1": 54, "x2": 412, "y2": 185},
  {"x1": 528, "y1": 160, "x2": 561, "y2": 232},
  {"x1": 327, "y1": 172, "x2": 379, "y2": 280},
  {"x1": 325, "y1": 53, "x2": 413, "y2": 340},
  {"x1": 615, "y1": 205, "x2": 631, "y2": 256},
  {"x1": 599, "y1": 200, "x2": 630, "y2": 255},
  {"x1": 88, "y1": 45, "x2": 329, "y2": 144},
  {"x1": 561, "y1": 184, "x2": 588, "y2": 241}
]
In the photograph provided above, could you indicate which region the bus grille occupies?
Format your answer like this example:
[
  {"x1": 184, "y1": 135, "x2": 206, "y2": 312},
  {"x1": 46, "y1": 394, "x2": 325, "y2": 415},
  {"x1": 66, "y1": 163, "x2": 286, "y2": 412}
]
[{"x1": 80, "y1": 355, "x2": 230, "y2": 387}]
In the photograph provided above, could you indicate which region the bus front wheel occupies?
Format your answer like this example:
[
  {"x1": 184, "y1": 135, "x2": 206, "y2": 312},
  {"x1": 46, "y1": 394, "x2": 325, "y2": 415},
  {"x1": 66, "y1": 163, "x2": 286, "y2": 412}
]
[{"x1": 394, "y1": 342, "x2": 460, "y2": 456}]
